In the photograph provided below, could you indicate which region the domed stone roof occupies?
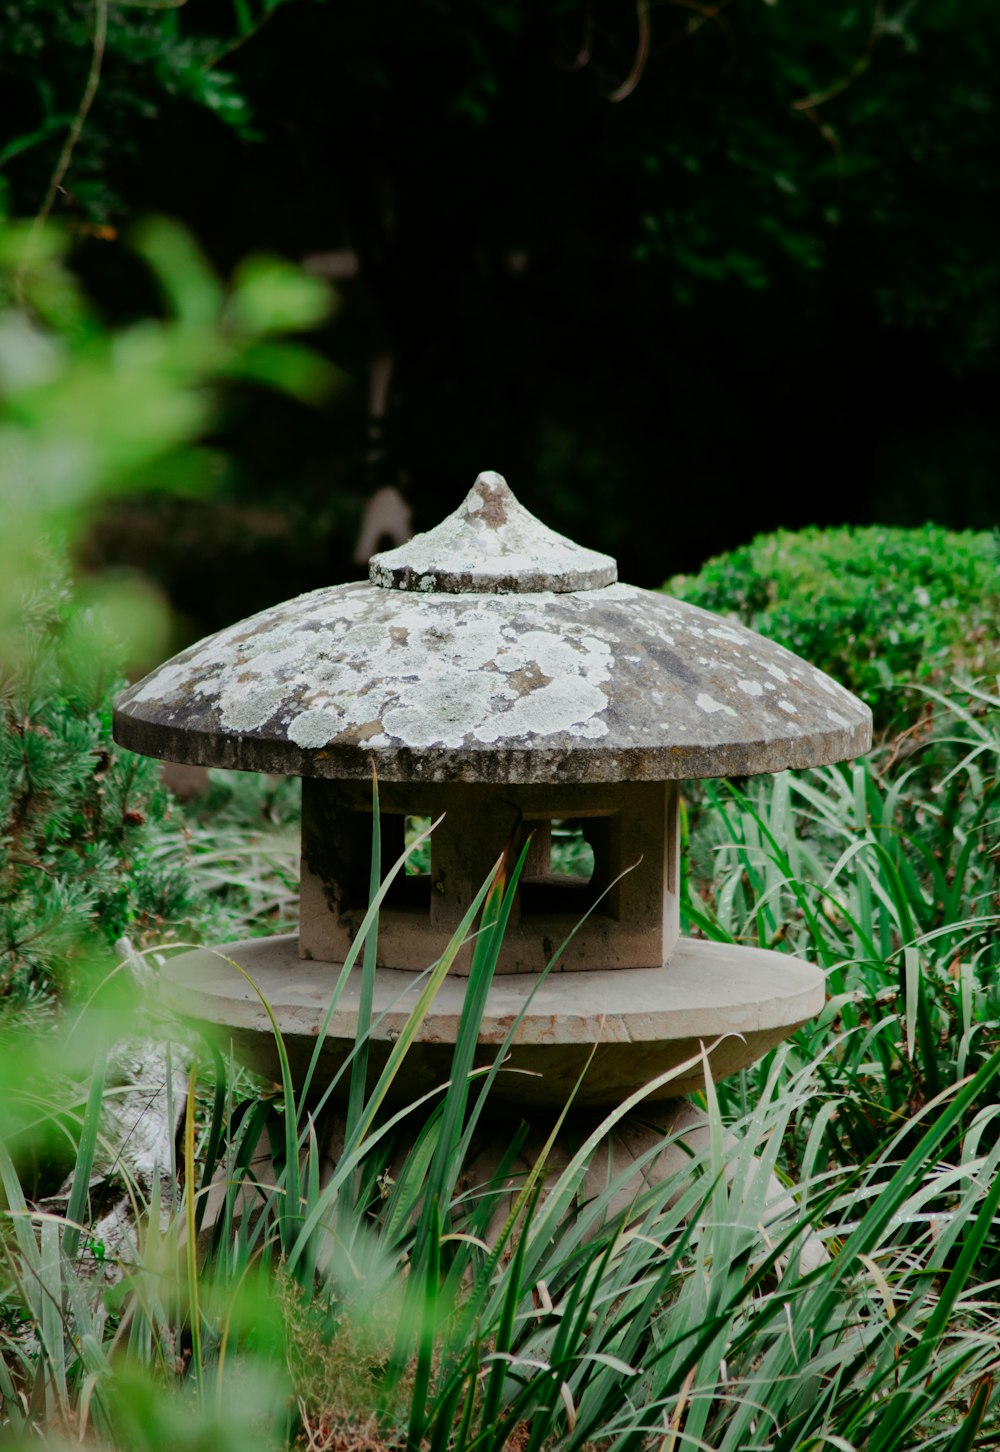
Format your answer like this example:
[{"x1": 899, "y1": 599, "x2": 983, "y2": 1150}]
[{"x1": 113, "y1": 472, "x2": 871, "y2": 783}]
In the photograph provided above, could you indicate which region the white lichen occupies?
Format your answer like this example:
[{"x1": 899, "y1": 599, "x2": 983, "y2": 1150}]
[
  {"x1": 121, "y1": 572, "x2": 870, "y2": 768},
  {"x1": 287, "y1": 709, "x2": 342, "y2": 749}
]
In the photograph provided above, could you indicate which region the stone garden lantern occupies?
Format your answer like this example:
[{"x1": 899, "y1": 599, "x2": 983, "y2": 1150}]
[{"x1": 113, "y1": 473, "x2": 871, "y2": 1116}]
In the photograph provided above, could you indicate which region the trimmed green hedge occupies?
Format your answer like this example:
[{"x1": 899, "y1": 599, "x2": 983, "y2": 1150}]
[{"x1": 666, "y1": 524, "x2": 1000, "y2": 729}]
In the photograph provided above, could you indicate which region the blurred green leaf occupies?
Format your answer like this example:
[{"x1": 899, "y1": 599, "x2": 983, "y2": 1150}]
[
  {"x1": 132, "y1": 218, "x2": 224, "y2": 328},
  {"x1": 231, "y1": 255, "x2": 333, "y2": 335}
]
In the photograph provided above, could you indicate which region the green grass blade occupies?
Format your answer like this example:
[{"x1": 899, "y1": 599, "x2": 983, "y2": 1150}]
[
  {"x1": 871, "y1": 1149, "x2": 1000, "y2": 1449},
  {"x1": 296, "y1": 812, "x2": 445, "y2": 1109},
  {"x1": 195, "y1": 1043, "x2": 228, "y2": 1234},
  {"x1": 477, "y1": 1178, "x2": 542, "y2": 1443},
  {"x1": 406, "y1": 1193, "x2": 442, "y2": 1446},
  {"x1": 344, "y1": 769, "x2": 381, "y2": 1153},
  {"x1": 62, "y1": 1036, "x2": 108, "y2": 1260},
  {"x1": 418, "y1": 839, "x2": 527, "y2": 1240},
  {"x1": 942, "y1": 1374, "x2": 993, "y2": 1452},
  {"x1": 183, "y1": 1060, "x2": 204, "y2": 1398},
  {"x1": 286, "y1": 863, "x2": 501, "y2": 1274}
]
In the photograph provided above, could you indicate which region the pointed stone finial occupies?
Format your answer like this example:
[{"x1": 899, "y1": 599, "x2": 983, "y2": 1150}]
[{"x1": 369, "y1": 471, "x2": 618, "y2": 593}]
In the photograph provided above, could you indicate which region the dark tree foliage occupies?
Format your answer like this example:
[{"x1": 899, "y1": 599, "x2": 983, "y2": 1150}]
[
  {"x1": 3, "y1": 0, "x2": 998, "y2": 625},
  {"x1": 0, "y1": 0, "x2": 255, "y2": 220}
]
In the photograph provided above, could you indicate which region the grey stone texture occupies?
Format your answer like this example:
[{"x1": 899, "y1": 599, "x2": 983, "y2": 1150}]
[
  {"x1": 113, "y1": 474, "x2": 872, "y2": 784},
  {"x1": 299, "y1": 779, "x2": 679, "y2": 975},
  {"x1": 369, "y1": 470, "x2": 618, "y2": 593},
  {"x1": 159, "y1": 932, "x2": 824, "y2": 1109}
]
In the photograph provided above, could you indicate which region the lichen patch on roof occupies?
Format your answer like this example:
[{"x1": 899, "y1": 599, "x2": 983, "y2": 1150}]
[{"x1": 114, "y1": 576, "x2": 871, "y2": 782}]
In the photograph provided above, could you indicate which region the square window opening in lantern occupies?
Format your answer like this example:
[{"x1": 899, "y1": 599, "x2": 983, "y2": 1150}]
[
  {"x1": 404, "y1": 815, "x2": 432, "y2": 875},
  {"x1": 518, "y1": 815, "x2": 616, "y2": 920},
  {"x1": 377, "y1": 812, "x2": 432, "y2": 913},
  {"x1": 550, "y1": 820, "x2": 595, "y2": 880}
]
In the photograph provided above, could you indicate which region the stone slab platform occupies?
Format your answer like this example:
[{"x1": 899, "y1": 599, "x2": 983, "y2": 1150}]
[{"x1": 160, "y1": 933, "x2": 823, "y2": 1108}]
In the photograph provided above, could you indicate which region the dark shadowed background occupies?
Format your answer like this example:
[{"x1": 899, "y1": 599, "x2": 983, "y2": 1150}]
[{"x1": 5, "y1": 0, "x2": 998, "y2": 633}]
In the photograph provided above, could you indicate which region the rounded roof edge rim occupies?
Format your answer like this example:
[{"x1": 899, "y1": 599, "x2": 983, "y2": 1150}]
[{"x1": 112, "y1": 708, "x2": 872, "y2": 784}]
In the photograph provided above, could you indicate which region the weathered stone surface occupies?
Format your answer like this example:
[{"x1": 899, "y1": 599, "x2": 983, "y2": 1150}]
[
  {"x1": 122, "y1": 476, "x2": 851, "y2": 1125},
  {"x1": 114, "y1": 475, "x2": 871, "y2": 783},
  {"x1": 369, "y1": 471, "x2": 617, "y2": 593},
  {"x1": 159, "y1": 932, "x2": 824, "y2": 1108},
  {"x1": 299, "y1": 779, "x2": 679, "y2": 976}
]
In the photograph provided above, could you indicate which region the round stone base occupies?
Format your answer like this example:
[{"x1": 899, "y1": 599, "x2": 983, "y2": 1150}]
[{"x1": 160, "y1": 933, "x2": 823, "y2": 1108}]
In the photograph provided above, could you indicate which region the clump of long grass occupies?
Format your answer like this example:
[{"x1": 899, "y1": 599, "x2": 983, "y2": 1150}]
[
  {"x1": 683, "y1": 682, "x2": 1000, "y2": 1162},
  {"x1": 6, "y1": 1008, "x2": 999, "y2": 1450}
]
